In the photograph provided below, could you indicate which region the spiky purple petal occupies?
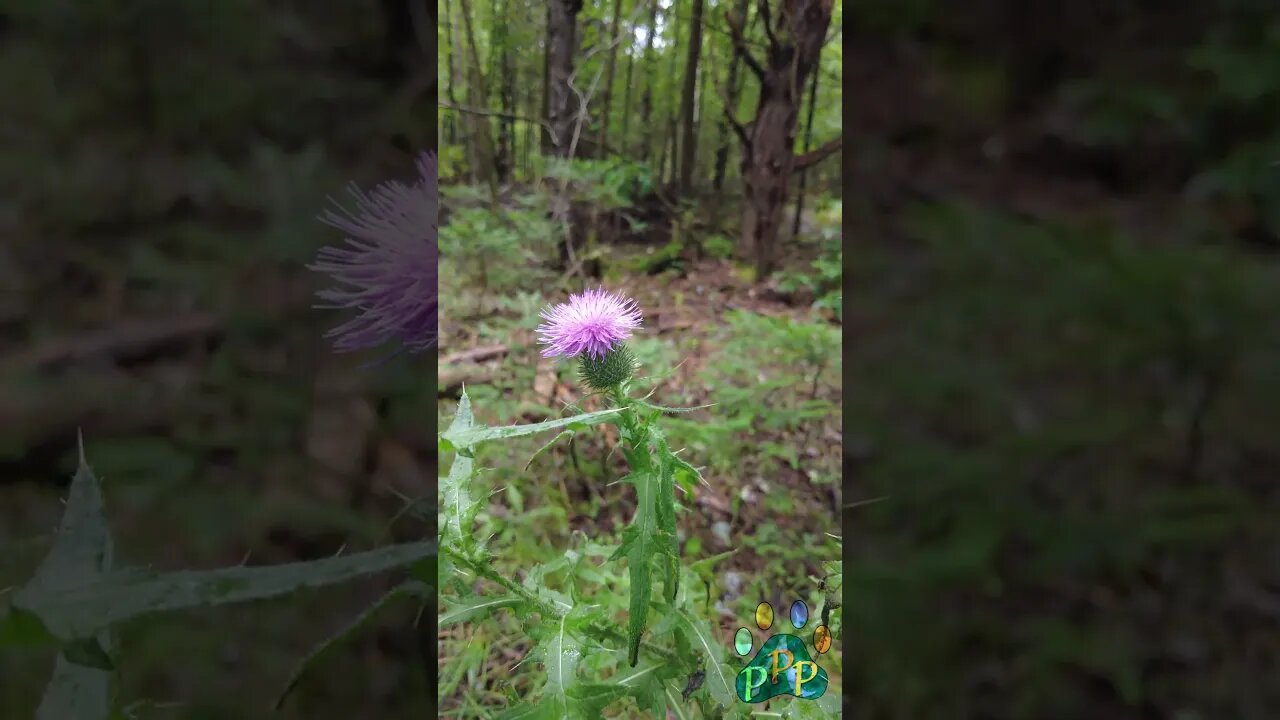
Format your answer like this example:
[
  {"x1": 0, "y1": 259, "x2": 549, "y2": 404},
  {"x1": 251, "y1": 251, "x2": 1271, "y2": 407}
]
[
  {"x1": 310, "y1": 152, "x2": 438, "y2": 353},
  {"x1": 537, "y1": 287, "x2": 643, "y2": 359}
]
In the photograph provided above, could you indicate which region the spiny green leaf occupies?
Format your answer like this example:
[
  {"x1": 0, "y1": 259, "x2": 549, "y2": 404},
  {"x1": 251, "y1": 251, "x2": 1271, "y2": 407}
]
[
  {"x1": 30, "y1": 442, "x2": 113, "y2": 720},
  {"x1": 576, "y1": 661, "x2": 667, "y2": 717},
  {"x1": 440, "y1": 445, "x2": 476, "y2": 546},
  {"x1": 665, "y1": 682, "x2": 694, "y2": 720},
  {"x1": 566, "y1": 683, "x2": 630, "y2": 715},
  {"x1": 275, "y1": 580, "x2": 431, "y2": 709},
  {"x1": 13, "y1": 540, "x2": 436, "y2": 641},
  {"x1": 674, "y1": 609, "x2": 736, "y2": 707},
  {"x1": 540, "y1": 614, "x2": 583, "y2": 715},
  {"x1": 36, "y1": 652, "x2": 111, "y2": 720},
  {"x1": 449, "y1": 387, "x2": 476, "y2": 434},
  {"x1": 495, "y1": 699, "x2": 562, "y2": 720},
  {"x1": 779, "y1": 692, "x2": 842, "y2": 718},
  {"x1": 689, "y1": 549, "x2": 740, "y2": 574},
  {"x1": 626, "y1": 470, "x2": 657, "y2": 667},
  {"x1": 608, "y1": 525, "x2": 639, "y2": 562},
  {"x1": 614, "y1": 661, "x2": 675, "y2": 712},
  {"x1": 439, "y1": 595, "x2": 524, "y2": 627},
  {"x1": 62, "y1": 635, "x2": 115, "y2": 671},
  {"x1": 524, "y1": 430, "x2": 575, "y2": 471},
  {"x1": 443, "y1": 407, "x2": 621, "y2": 448},
  {"x1": 655, "y1": 446, "x2": 680, "y2": 602},
  {"x1": 632, "y1": 398, "x2": 716, "y2": 414},
  {"x1": 28, "y1": 445, "x2": 113, "y2": 594},
  {"x1": 671, "y1": 455, "x2": 704, "y2": 485},
  {"x1": 440, "y1": 389, "x2": 483, "y2": 547}
]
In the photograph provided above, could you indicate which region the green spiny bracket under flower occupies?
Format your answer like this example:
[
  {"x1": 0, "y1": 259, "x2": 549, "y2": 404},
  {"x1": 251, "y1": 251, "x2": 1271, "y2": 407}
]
[{"x1": 579, "y1": 343, "x2": 638, "y2": 391}]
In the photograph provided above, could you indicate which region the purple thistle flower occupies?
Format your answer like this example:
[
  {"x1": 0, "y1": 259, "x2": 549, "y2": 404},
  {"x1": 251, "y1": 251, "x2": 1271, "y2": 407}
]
[
  {"x1": 310, "y1": 152, "x2": 438, "y2": 353},
  {"x1": 537, "y1": 287, "x2": 643, "y2": 360}
]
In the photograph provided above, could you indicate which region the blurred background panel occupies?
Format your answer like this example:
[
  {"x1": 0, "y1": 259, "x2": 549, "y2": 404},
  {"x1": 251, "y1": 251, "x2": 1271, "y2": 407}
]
[
  {"x1": 0, "y1": 1, "x2": 437, "y2": 718},
  {"x1": 845, "y1": 1, "x2": 1280, "y2": 718}
]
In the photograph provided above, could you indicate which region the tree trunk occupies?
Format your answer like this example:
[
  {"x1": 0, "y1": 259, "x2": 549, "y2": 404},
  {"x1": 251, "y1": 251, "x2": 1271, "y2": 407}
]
[
  {"x1": 639, "y1": 0, "x2": 658, "y2": 162},
  {"x1": 491, "y1": 0, "x2": 515, "y2": 182},
  {"x1": 541, "y1": 4, "x2": 553, "y2": 153},
  {"x1": 547, "y1": 0, "x2": 584, "y2": 159},
  {"x1": 524, "y1": 80, "x2": 537, "y2": 175},
  {"x1": 441, "y1": 0, "x2": 456, "y2": 150},
  {"x1": 663, "y1": 0, "x2": 681, "y2": 184},
  {"x1": 458, "y1": 0, "x2": 498, "y2": 192},
  {"x1": 730, "y1": 0, "x2": 838, "y2": 279},
  {"x1": 696, "y1": 20, "x2": 709, "y2": 180},
  {"x1": 711, "y1": 0, "x2": 747, "y2": 193},
  {"x1": 792, "y1": 44, "x2": 822, "y2": 238},
  {"x1": 599, "y1": 0, "x2": 625, "y2": 155},
  {"x1": 444, "y1": 0, "x2": 475, "y2": 182},
  {"x1": 547, "y1": 0, "x2": 585, "y2": 272},
  {"x1": 620, "y1": 18, "x2": 637, "y2": 158},
  {"x1": 678, "y1": 0, "x2": 705, "y2": 194}
]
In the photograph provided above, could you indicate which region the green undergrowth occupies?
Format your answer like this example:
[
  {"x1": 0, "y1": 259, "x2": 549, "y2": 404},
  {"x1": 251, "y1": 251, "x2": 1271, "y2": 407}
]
[{"x1": 437, "y1": 383, "x2": 842, "y2": 719}]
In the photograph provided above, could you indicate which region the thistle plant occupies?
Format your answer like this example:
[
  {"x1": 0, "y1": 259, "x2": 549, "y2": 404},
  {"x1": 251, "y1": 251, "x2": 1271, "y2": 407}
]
[
  {"x1": 439, "y1": 288, "x2": 840, "y2": 718},
  {"x1": 536, "y1": 287, "x2": 688, "y2": 664}
]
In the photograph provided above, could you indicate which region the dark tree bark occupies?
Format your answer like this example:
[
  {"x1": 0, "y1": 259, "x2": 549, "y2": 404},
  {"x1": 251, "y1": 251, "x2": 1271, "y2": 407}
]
[
  {"x1": 546, "y1": 0, "x2": 587, "y2": 273},
  {"x1": 459, "y1": 0, "x2": 498, "y2": 191},
  {"x1": 547, "y1": 0, "x2": 585, "y2": 158},
  {"x1": 792, "y1": 42, "x2": 822, "y2": 238},
  {"x1": 524, "y1": 80, "x2": 537, "y2": 174},
  {"x1": 620, "y1": 13, "x2": 637, "y2": 157},
  {"x1": 678, "y1": 0, "x2": 706, "y2": 194},
  {"x1": 541, "y1": 5, "x2": 553, "y2": 153},
  {"x1": 440, "y1": 0, "x2": 457, "y2": 147},
  {"x1": 727, "y1": 0, "x2": 840, "y2": 279},
  {"x1": 661, "y1": 0, "x2": 681, "y2": 185},
  {"x1": 491, "y1": 0, "x2": 515, "y2": 182},
  {"x1": 638, "y1": 0, "x2": 659, "y2": 160},
  {"x1": 444, "y1": 0, "x2": 476, "y2": 180},
  {"x1": 711, "y1": 0, "x2": 747, "y2": 193},
  {"x1": 599, "y1": 0, "x2": 625, "y2": 155},
  {"x1": 696, "y1": 17, "x2": 710, "y2": 179}
]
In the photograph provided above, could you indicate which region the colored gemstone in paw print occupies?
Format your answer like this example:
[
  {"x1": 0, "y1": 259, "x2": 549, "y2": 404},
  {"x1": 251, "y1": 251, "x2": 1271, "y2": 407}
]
[
  {"x1": 755, "y1": 601, "x2": 773, "y2": 630},
  {"x1": 733, "y1": 600, "x2": 830, "y2": 703},
  {"x1": 813, "y1": 624, "x2": 832, "y2": 654},
  {"x1": 790, "y1": 600, "x2": 807, "y2": 628}
]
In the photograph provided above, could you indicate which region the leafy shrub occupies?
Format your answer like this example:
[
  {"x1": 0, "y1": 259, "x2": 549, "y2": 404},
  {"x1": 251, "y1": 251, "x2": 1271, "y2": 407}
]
[{"x1": 439, "y1": 188, "x2": 558, "y2": 308}]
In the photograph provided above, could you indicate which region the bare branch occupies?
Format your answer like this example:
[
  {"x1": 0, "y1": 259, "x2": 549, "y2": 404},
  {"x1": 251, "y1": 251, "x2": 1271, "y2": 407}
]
[
  {"x1": 438, "y1": 100, "x2": 558, "y2": 148},
  {"x1": 792, "y1": 137, "x2": 842, "y2": 172},
  {"x1": 711, "y1": 55, "x2": 752, "y2": 150},
  {"x1": 757, "y1": 0, "x2": 779, "y2": 52},
  {"x1": 726, "y1": 7, "x2": 767, "y2": 81}
]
